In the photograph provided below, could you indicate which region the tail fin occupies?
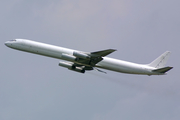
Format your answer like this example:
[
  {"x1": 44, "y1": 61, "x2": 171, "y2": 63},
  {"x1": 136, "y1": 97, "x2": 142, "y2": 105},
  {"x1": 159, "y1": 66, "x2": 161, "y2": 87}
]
[{"x1": 148, "y1": 51, "x2": 171, "y2": 68}]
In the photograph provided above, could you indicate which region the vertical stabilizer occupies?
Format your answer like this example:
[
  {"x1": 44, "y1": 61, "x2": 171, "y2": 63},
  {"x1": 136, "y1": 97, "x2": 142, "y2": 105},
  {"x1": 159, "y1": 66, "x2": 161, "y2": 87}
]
[{"x1": 148, "y1": 51, "x2": 171, "y2": 68}]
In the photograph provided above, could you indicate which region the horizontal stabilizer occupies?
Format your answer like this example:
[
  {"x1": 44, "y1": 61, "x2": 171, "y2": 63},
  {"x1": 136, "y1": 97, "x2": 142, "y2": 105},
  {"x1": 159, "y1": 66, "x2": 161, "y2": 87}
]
[{"x1": 152, "y1": 67, "x2": 173, "y2": 73}]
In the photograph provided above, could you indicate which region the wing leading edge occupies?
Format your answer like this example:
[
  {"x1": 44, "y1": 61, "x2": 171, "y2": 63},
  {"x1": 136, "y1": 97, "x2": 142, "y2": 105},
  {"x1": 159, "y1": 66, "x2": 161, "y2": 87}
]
[{"x1": 90, "y1": 49, "x2": 116, "y2": 57}]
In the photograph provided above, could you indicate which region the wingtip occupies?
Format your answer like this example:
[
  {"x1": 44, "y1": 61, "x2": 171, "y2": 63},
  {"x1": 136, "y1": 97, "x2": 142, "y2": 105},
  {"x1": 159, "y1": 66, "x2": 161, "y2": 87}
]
[
  {"x1": 111, "y1": 49, "x2": 117, "y2": 51},
  {"x1": 108, "y1": 49, "x2": 117, "y2": 52}
]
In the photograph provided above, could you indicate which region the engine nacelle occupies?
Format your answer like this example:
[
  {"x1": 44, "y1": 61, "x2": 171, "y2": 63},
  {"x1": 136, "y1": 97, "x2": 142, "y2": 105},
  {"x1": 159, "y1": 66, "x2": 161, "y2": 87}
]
[
  {"x1": 73, "y1": 51, "x2": 90, "y2": 59},
  {"x1": 69, "y1": 67, "x2": 85, "y2": 73},
  {"x1": 59, "y1": 61, "x2": 85, "y2": 73},
  {"x1": 59, "y1": 61, "x2": 75, "y2": 69},
  {"x1": 61, "y1": 53, "x2": 76, "y2": 61}
]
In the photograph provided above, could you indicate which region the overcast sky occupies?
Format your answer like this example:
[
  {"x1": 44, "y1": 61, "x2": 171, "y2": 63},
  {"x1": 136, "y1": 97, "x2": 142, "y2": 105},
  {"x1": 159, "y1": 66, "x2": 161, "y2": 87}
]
[{"x1": 1, "y1": 0, "x2": 180, "y2": 120}]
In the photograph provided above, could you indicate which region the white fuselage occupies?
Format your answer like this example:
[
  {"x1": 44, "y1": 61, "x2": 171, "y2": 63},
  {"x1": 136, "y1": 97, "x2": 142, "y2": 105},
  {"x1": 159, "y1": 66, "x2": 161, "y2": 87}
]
[{"x1": 5, "y1": 39, "x2": 160, "y2": 75}]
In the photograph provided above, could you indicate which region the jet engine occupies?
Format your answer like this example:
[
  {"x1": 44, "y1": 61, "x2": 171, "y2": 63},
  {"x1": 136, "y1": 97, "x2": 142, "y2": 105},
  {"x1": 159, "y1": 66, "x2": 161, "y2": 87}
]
[
  {"x1": 61, "y1": 53, "x2": 76, "y2": 61},
  {"x1": 59, "y1": 61, "x2": 85, "y2": 73},
  {"x1": 73, "y1": 51, "x2": 90, "y2": 59}
]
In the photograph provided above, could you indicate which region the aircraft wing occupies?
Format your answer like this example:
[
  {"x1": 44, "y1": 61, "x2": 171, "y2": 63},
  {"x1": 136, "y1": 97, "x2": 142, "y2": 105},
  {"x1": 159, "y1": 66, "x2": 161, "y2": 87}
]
[
  {"x1": 90, "y1": 49, "x2": 117, "y2": 57},
  {"x1": 74, "y1": 49, "x2": 116, "y2": 66},
  {"x1": 59, "y1": 49, "x2": 116, "y2": 73}
]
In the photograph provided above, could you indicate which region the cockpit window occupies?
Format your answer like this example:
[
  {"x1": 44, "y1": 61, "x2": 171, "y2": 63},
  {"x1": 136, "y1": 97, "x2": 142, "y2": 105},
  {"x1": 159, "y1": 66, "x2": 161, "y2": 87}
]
[{"x1": 9, "y1": 40, "x2": 16, "y2": 42}]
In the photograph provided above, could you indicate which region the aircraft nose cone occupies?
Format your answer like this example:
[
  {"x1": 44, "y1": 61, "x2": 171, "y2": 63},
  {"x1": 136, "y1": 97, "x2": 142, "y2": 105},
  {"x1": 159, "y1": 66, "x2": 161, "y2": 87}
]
[
  {"x1": 5, "y1": 41, "x2": 8, "y2": 46},
  {"x1": 5, "y1": 41, "x2": 10, "y2": 47}
]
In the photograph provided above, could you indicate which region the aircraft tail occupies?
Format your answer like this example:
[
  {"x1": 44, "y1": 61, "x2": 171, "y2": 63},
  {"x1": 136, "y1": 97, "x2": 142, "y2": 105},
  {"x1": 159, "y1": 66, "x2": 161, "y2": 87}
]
[
  {"x1": 148, "y1": 51, "x2": 171, "y2": 68},
  {"x1": 152, "y1": 67, "x2": 173, "y2": 73}
]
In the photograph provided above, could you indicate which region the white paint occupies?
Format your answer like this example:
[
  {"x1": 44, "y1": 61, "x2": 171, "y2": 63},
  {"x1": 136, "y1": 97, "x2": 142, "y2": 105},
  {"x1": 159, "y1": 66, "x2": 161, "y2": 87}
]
[{"x1": 5, "y1": 39, "x2": 172, "y2": 75}]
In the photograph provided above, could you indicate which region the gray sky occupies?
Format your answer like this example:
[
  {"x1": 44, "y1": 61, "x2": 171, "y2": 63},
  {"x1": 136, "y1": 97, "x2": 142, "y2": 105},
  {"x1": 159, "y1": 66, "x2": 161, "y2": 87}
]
[{"x1": 1, "y1": 0, "x2": 180, "y2": 120}]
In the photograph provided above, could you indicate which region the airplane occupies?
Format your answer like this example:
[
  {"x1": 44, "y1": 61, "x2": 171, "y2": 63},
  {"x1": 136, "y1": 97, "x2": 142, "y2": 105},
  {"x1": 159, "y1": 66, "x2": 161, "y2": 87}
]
[{"x1": 5, "y1": 39, "x2": 173, "y2": 75}]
